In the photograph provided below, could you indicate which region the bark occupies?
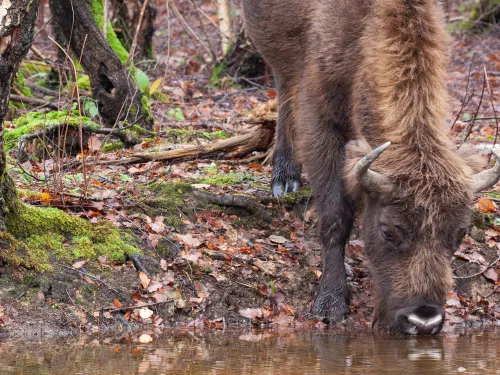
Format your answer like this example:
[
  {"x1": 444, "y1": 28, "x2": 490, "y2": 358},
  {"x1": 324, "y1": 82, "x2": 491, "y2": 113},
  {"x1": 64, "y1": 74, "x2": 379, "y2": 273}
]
[
  {"x1": 113, "y1": 0, "x2": 156, "y2": 59},
  {"x1": 0, "y1": 0, "x2": 41, "y2": 230},
  {"x1": 49, "y1": 0, "x2": 153, "y2": 129},
  {"x1": 95, "y1": 126, "x2": 274, "y2": 166}
]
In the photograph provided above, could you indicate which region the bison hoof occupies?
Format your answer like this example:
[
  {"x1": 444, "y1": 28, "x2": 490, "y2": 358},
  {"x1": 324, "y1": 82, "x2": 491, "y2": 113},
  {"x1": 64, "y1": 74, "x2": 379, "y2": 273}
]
[
  {"x1": 272, "y1": 177, "x2": 301, "y2": 197},
  {"x1": 271, "y1": 168, "x2": 301, "y2": 197},
  {"x1": 311, "y1": 292, "x2": 349, "y2": 323}
]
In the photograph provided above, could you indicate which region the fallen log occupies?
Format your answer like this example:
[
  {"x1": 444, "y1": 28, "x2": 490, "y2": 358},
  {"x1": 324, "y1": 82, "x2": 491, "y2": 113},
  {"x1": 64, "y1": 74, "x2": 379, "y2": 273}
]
[{"x1": 95, "y1": 126, "x2": 274, "y2": 166}]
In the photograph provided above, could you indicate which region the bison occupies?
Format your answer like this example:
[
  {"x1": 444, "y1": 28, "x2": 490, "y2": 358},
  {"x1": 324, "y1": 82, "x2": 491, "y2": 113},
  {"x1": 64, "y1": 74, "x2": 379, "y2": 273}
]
[{"x1": 242, "y1": 0, "x2": 500, "y2": 335}]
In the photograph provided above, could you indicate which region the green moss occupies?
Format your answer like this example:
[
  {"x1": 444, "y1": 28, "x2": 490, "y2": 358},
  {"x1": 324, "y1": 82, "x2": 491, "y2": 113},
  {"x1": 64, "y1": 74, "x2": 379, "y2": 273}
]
[
  {"x1": 6, "y1": 110, "x2": 99, "y2": 151},
  {"x1": 19, "y1": 61, "x2": 52, "y2": 76},
  {"x1": 14, "y1": 72, "x2": 33, "y2": 97},
  {"x1": 5, "y1": 201, "x2": 140, "y2": 270},
  {"x1": 279, "y1": 187, "x2": 313, "y2": 204},
  {"x1": 89, "y1": 0, "x2": 129, "y2": 63},
  {"x1": 77, "y1": 75, "x2": 91, "y2": 90},
  {"x1": 103, "y1": 140, "x2": 125, "y2": 152},
  {"x1": 140, "y1": 182, "x2": 193, "y2": 227},
  {"x1": 198, "y1": 172, "x2": 255, "y2": 186},
  {"x1": 140, "y1": 94, "x2": 153, "y2": 120}
]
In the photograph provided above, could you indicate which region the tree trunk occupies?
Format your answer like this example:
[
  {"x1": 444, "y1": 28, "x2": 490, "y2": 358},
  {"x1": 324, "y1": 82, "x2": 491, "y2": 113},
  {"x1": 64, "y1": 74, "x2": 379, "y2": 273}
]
[
  {"x1": 0, "y1": 0, "x2": 41, "y2": 230},
  {"x1": 113, "y1": 0, "x2": 156, "y2": 60},
  {"x1": 49, "y1": 0, "x2": 153, "y2": 129}
]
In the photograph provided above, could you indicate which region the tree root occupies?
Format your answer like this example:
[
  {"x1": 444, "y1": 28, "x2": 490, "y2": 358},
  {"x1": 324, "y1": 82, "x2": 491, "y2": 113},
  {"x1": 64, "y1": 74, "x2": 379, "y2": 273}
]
[
  {"x1": 192, "y1": 190, "x2": 273, "y2": 224},
  {"x1": 127, "y1": 253, "x2": 152, "y2": 278}
]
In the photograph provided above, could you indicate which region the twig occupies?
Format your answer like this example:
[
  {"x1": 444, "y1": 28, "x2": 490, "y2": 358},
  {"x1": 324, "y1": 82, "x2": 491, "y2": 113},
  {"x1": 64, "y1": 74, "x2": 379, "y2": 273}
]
[
  {"x1": 17, "y1": 123, "x2": 141, "y2": 161},
  {"x1": 451, "y1": 53, "x2": 475, "y2": 131},
  {"x1": 25, "y1": 81, "x2": 59, "y2": 96},
  {"x1": 485, "y1": 283, "x2": 500, "y2": 299},
  {"x1": 128, "y1": 253, "x2": 152, "y2": 278},
  {"x1": 30, "y1": 45, "x2": 47, "y2": 60},
  {"x1": 483, "y1": 67, "x2": 500, "y2": 161},
  {"x1": 463, "y1": 69, "x2": 487, "y2": 144},
  {"x1": 103, "y1": 301, "x2": 172, "y2": 313},
  {"x1": 126, "y1": 0, "x2": 149, "y2": 65},
  {"x1": 453, "y1": 254, "x2": 500, "y2": 279},
  {"x1": 168, "y1": 0, "x2": 214, "y2": 61},
  {"x1": 8, "y1": 94, "x2": 58, "y2": 109},
  {"x1": 58, "y1": 263, "x2": 127, "y2": 297}
]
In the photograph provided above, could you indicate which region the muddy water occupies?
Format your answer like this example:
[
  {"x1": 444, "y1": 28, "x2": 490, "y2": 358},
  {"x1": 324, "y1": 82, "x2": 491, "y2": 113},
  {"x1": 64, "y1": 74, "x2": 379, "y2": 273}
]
[{"x1": 1, "y1": 329, "x2": 499, "y2": 374}]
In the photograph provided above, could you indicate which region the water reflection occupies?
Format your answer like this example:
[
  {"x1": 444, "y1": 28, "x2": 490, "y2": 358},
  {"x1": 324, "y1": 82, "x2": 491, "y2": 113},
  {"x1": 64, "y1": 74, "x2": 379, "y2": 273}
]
[{"x1": 1, "y1": 329, "x2": 499, "y2": 374}]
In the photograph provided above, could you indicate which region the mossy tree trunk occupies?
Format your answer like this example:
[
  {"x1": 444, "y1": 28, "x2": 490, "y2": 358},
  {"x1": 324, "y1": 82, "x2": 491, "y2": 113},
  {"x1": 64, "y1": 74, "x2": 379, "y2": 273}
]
[
  {"x1": 0, "y1": 0, "x2": 41, "y2": 231},
  {"x1": 49, "y1": 0, "x2": 153, "y2": 129},
  {"x1": 113, "y1": 0, "x2": 156, "y2": 60}
]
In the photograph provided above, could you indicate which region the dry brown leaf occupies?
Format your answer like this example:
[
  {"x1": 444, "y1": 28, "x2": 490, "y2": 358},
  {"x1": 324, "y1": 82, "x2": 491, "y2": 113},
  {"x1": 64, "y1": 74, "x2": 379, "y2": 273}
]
[
  {"x1": 160, "y1": 258, "x2": 168, "y2": 271},
  {"x1": 139, "y1": 271, "x2": 151, "y2": 288},
  {"x1": 88, "y1": 135, "x2": 102, "y2": 152},
  {"x1": 112, "y1": 299, "x2": 122, "y2": 308},
  {"x1": 180, "y1": 234, "x2": 202, "y2": 248},
  {"x1": 483, "y1": 268, "x2": 498, "y2": 283},
  {"x1": 477, "y1": 198, "x2": 497, "y2": 213},
  {"x1": 139, "y1": 307, "x2": 154, "y2": 319},
  {"x1": 72, "y1": 260, "x2": 86, "y2": 269},
  {"x1": 269, "y1": 235, "x2": 287, "y2": 244},
  {"x1": 139, "y1": 333, "x2": 153, "y2": 344}
]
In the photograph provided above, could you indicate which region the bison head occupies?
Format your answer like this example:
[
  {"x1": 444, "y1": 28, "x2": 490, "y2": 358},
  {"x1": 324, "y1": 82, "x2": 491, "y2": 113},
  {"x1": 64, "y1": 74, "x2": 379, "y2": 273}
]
[{"x1": 346, "y1": 141, "x2": 500, "y2": 335}]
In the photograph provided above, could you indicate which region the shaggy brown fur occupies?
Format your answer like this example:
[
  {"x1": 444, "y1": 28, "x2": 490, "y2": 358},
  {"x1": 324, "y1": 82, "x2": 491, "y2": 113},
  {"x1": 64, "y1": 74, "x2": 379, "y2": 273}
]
[{"x1": 243, "y1": 0, "x2": 480, "y2": 334}]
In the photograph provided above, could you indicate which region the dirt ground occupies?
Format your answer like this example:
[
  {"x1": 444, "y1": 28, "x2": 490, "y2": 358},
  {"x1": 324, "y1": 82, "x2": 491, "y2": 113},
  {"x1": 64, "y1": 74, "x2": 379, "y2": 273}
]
[{"x1": 1, "y1": 2, "x2": 500, "y2": 341}]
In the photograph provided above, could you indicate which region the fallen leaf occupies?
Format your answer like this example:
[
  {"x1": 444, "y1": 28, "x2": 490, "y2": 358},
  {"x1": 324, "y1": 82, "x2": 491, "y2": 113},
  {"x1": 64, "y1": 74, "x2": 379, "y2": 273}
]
[
  {"x1": 138, "y1": 333, "x2": 153, "y2": 344},
  {"x1": 180, "y1": 234, "x2": 202, "y2": 248},
  {"x1": 252, "y1": 259, "x2": 276, "y2": 275},
  {"x1": 112, "y1": 299, "x2": 122, "y2": 308},
  {"x1": 147, "y1": 282, "x2": 163, "y2": 293},
  {"x1": 191, "y1": 184, "x2": 211, "y2": 189},
  {"x1": 139, "y1": 272, "x2": 151, "y2": 288},
  {"x1": 139, "y1": 307, "x2": 154, "y2": 319},
  {"x1": 445, "y1": 298, "x2": 461, "y2": 308},
  {"x1": 72, "y1": 260, "x2": 86, "y2": 269},
  {"x1": 483, "y1": 268, "x2": 498, "y2": 282},
  {"x1": 239, "y1": 308, "x2": 266, "y2": 320},
  {"x1": 269, "y1": 235, "x2": 287, "y2": 244},
  {"x1": 160, "y1": 258, "x2": 168, "y2": 271},
  {"x1": 88, "y1": 135, "x2": 102, "y2": 152},
  {"x1": 477, "y1": 198, "x2": 497, "y2": 213}
]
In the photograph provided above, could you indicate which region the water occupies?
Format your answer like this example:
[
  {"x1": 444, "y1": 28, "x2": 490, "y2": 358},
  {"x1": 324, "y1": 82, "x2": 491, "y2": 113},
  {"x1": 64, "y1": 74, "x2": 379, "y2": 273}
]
[{"x1": 1, "y1": 329, "x2": 499, "y2": 374}]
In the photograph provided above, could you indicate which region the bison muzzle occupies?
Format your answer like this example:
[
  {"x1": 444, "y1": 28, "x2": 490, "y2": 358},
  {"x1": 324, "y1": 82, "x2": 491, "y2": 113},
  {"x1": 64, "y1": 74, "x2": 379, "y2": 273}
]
[{"x1": 242, "y1": 0, "x2": 500, "y2": 335}]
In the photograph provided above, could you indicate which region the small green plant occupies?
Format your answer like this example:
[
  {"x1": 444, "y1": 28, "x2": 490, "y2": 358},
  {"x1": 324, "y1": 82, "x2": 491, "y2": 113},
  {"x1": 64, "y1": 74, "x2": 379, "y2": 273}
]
[{"x1": 168, "y1": 107, "x2": 185, "y2": 121}]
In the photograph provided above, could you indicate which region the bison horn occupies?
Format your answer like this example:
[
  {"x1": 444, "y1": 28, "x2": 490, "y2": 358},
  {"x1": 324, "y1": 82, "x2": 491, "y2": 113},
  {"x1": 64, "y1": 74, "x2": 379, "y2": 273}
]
[
  {"x1": 353, "y1": 141, "x2": 391, "y2": 190},
  {"x1": 471, "y1": 148, "x2": 500, "y2": 193}
]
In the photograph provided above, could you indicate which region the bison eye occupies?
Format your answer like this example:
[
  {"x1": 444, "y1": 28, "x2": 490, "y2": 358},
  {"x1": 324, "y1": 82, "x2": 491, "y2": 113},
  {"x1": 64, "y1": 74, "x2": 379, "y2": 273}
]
[{"x1": 382, "y1": 227, "x2": 394, "y2": 241}]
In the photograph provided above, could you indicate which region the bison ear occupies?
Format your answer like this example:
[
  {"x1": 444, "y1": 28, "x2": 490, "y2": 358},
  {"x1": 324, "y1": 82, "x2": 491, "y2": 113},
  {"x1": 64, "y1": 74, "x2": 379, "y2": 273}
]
[{"x1": 344, "y1": 138, "x2": 374, "y2": 197}]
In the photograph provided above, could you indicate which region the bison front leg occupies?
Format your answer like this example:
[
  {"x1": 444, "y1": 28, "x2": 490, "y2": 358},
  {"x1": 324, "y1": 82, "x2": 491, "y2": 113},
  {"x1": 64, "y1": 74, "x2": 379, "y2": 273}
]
[
  {"x1": 311, "y1": 184, "x2": 354, "y2": 322},
  {"x1": 271, "y1": 75, "x2": 302, "y2": 196},
  {"x1": 298, "y1": 93, "x2": 355, "y2": 322}
]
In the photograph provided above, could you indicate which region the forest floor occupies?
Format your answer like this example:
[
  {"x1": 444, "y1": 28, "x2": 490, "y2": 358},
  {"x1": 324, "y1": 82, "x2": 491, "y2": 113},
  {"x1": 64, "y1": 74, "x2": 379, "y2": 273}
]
[{"x1": 1, "y1": 2, "x2": 500, "y2": 341}]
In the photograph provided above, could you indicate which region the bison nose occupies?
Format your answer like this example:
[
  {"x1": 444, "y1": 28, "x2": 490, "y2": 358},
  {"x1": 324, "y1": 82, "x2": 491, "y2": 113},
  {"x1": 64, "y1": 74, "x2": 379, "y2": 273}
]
[{"x1": 402, "y1": 305, "x2": 445, "y2": 335}]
